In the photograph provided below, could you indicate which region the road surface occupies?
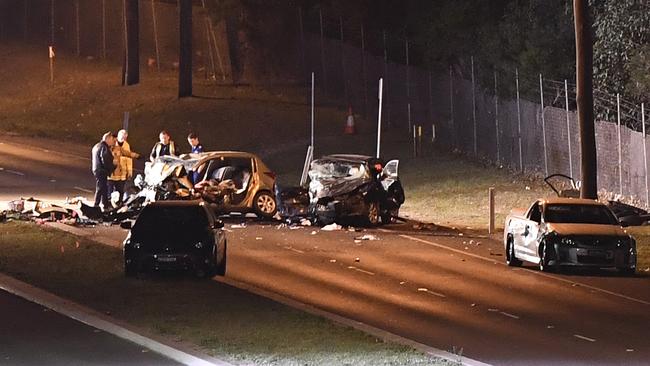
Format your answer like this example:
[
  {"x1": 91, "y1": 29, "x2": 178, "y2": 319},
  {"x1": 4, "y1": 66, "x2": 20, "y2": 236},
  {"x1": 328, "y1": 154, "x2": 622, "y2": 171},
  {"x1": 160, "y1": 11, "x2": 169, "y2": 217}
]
[{"x1": 2, "y1": 134, "x2": 649, "y2": 365}]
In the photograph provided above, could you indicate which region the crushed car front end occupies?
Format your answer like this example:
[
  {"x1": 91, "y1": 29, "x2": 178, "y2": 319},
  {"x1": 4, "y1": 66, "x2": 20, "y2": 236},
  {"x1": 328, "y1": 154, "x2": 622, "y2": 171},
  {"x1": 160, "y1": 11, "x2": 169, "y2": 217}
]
[{"x1": 541, "y1": 232, "x2": 637, "y2": 271}]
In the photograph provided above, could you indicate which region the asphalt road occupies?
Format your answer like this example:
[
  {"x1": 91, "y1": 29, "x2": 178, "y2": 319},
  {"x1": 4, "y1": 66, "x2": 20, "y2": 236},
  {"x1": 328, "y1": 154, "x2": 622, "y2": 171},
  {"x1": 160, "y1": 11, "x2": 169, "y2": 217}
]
[
  {"x1": 0, "y1": 289, "x2": 181, "y2": 365},
  {"x1": 2, "y1": 135, "x2": 650, "y2": 365}
]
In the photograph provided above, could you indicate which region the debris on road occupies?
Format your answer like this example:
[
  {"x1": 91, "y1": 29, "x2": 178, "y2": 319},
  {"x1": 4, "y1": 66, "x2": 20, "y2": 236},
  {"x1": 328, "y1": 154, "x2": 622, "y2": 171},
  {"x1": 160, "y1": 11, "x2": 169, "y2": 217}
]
[
  {"x1": 230, "y1": 223, "x2": 247, "y2": 229},
  {"x1": 310, "y1": 230, "x2": 318, "y2": 235},
  {"x1": 329, "y1": 259, "x2": 336, "y2": 263},
  {"x1": 354, "y1": 257, "x2": 360, "y2": 262},
  {"x1": 321, "y1": 223, "x2": 343, "y2": 231},
  {"x1": 354, "y1": 234, "x2": 379, "y2": 241},
  {"x1": 300, "y1": 218, "x2": 312, "y2": 226}
]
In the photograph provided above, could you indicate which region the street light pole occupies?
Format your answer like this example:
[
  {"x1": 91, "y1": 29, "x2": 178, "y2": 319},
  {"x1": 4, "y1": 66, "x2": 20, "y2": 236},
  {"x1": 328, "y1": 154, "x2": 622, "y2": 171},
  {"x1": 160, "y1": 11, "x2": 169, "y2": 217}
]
[{"x1": 574, "y1": 0, "x2": 597, "y2": 199}]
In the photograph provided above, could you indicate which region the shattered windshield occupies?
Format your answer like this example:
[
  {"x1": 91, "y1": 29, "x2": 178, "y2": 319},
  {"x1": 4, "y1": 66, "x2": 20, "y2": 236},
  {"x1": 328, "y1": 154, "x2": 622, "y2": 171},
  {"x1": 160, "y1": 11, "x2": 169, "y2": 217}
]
[
  {"x1": 544, "y1": 204, "x2": 619, "y2": 225},
  {"x1": 309, "y1": 160, "x2": 367, "y2": 181}
]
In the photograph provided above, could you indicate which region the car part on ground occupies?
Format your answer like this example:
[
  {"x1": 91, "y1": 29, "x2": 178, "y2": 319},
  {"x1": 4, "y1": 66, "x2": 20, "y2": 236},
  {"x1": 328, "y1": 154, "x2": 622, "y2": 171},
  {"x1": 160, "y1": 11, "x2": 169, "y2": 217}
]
[
  {"x1": 277, "y1": 154, "x2": 405, "y2": 227},
  {"x1": 504, "y1": 197, "x2": 637, "y2": 275},
  {"x1": 121, "y1": 200, "x2": 227, "y2": 278}
]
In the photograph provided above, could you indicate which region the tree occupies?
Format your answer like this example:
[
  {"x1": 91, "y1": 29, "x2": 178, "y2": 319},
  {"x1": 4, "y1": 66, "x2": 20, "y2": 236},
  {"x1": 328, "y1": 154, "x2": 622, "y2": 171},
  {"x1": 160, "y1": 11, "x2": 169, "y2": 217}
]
[
  {"x1": 122, "y1": 0, "x2": 139, "y2": 86},
  {"x1": 178, "y1": 0, "x2": 192, "y2": 98}
]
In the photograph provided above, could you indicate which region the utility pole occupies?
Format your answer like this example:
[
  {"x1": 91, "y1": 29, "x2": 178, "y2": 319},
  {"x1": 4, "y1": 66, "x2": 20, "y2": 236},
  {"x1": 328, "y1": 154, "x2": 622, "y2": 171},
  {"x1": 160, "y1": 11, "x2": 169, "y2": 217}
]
[
  {"x1": 574, "y1": 0, "x2": 597, "y2": 199},
  {"x1": 178, "y1": 0, "x2": 193, "y2": 98}
]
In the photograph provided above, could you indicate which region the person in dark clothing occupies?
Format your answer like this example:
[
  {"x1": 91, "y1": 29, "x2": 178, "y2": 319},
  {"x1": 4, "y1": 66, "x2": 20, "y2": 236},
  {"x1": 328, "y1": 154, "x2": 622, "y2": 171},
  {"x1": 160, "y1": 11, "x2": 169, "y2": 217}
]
[
  {"x1": 187, "y1": 133, "x2": 204, "y2": 184},
  {"x1": 91, "y1": 132, "x2": 116, "y2": 209},
  {"x1": 150, "y1": 130, "x2": 176, "y2": 162}
]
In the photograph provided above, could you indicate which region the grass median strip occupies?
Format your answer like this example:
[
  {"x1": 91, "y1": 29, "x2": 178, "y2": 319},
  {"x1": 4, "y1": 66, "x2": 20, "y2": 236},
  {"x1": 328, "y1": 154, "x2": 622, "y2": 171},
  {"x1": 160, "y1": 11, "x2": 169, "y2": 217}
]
[{"x1": 0, "y1": 222, "x2": 453, "y2": 366}]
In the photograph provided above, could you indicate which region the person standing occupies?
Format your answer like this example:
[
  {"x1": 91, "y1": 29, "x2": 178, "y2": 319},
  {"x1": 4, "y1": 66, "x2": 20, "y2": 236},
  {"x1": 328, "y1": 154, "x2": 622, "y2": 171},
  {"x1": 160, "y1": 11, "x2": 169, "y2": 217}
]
[
  {"x1": 108, "y1": 129, "x2": 140, "y2": 204},
  {"x1": 92, "y1": 132, "x2": 116, "y2": 209},
  {"x1": 187, "y1": 132, "x2": 204, "y2": 153},
  {"x1": 150, "y1": 130, "x2": 176, "y2": 161}
]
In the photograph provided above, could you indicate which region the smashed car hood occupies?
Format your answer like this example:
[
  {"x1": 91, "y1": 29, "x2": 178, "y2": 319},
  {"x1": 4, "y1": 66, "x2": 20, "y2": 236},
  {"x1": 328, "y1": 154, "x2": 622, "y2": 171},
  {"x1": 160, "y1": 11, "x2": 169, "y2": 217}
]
[
  {"x1": 546, "y1": 223, "x2": 626, "y2": 237},
  {"x1": 308, "y1": 161, "x2": 370, "y2": 200},
  {"x1": 145, "y1": 155, "x2": 198, "y2": 187}
]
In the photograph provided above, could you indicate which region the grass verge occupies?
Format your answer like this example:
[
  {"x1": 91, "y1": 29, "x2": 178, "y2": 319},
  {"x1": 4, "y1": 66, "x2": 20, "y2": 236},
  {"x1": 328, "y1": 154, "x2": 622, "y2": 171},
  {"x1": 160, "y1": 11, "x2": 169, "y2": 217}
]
[{"x1": 0, "y1": 221, "x2": 452, "y2": 366}]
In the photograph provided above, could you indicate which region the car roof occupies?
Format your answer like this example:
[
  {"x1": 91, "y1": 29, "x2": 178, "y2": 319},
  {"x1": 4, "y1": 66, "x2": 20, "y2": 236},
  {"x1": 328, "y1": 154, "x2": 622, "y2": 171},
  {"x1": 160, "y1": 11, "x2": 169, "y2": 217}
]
[
  {"x1": 541, "y1": 197, "x2": 604, "y2": 206},
  {"x1": 146, "y1": 200, "x2": 207, "y2": 208},
  {"x1": 200, "y1": 151, "x2": 259, "y2": 159},
  {"x1": 320, "y1": 154, "x2": 374, "y2": 163}
]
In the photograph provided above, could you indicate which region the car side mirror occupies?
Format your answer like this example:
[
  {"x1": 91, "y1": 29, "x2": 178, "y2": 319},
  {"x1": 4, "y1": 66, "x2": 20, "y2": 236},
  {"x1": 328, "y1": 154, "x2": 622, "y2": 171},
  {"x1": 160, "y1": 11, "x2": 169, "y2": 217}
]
[
  {"x1": 213, "y1": 221, "x2": 224, "y2": 229},
  {"x1": 120, "y1": 221, "x2": 132, "y2": 230}
]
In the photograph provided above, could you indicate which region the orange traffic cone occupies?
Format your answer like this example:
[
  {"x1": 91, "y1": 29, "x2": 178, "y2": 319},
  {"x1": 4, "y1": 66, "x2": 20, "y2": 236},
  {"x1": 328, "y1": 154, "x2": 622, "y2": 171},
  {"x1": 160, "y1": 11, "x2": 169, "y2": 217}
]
[{"x1": 344, "y1": 106, "x2": 356, "y2": 135}]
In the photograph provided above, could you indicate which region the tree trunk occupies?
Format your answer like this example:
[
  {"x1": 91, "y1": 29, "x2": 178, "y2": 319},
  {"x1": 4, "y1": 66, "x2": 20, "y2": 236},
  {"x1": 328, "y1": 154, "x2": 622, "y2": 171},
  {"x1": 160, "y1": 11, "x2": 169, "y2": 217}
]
[
  {"x1": 123, "y1": 0, "x2": 139, "y2": 86},
  {"x1": 574, "y1": 0, "x2": 597, "y2": 199},
  {"x1": 178, "y1": 0, "x2": 192, "y2": 98}
]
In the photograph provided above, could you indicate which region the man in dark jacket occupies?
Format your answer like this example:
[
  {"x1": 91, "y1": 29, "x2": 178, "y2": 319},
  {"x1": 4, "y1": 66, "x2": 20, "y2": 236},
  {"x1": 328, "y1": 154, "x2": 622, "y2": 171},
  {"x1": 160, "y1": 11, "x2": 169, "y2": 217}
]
[{"x1": 92, "y1": 132, "x2": 116, "y2": 209}]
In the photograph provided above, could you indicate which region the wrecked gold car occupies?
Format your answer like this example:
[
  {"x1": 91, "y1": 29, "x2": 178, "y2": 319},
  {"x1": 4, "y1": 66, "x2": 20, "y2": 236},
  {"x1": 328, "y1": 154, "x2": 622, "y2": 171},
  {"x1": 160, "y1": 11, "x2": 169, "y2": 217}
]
[
  {"x1": 504, "y1": 198, "x2": 637, "y2": 275},
  {"x1": 138, "y1": 151, "x2": 278, "y2": 218}
]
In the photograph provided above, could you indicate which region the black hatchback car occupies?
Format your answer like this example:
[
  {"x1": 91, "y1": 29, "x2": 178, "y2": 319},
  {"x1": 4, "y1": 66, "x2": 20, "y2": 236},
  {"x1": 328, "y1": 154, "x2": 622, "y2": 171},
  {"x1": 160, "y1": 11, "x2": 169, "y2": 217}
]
[{"x1": 121, "y1": 200, "x2": 227, "y2": 278}]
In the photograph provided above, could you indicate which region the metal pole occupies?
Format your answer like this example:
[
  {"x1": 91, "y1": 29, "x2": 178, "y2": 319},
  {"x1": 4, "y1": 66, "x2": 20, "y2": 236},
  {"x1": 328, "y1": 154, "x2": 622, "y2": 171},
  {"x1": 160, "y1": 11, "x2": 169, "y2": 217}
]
[
  {"x1": 428, "y1": 71, "x2": 433, "y2": 123},
  {"x1": 50, "y1": 0, "x2": 55, "y2": 45},
  {"x1": 101, "y1": 0, "x2": 106, "y2": 59},
  {"x1": 450, "y1": 66, "x2": 455, "y2": 149},
  {"x1": 471, "y1": 56, "x2": 477, "y2": 156},
  {"x1": 516, "y1": 68, "x2": 523, "y2": 172},
  {"x1": 319, "y1": 8, "x2": 327, "y2": 93},
  {"x1": 617, "y1": 93, "x2": 623, "y2": 196},
  {"x1": 75, "y1": 0, "x2": 80, "y2": 56},
  {"x1": 382, "y1": 30, "x2": 390, "y2": 126},
  {"x1": 361, "y1": 24, "x2": 368, "y2": 118},
  {"x1": 565, "y1": 79, "x2": 573, "y2": 178},
  {"x1": 494, "y1": 69, "x2": 500, "y2": 164},
  {"x1": 298, "y1": 7, "x2": 306, "y2": 81},
  {"x1": 206, "y1": 12, "x2": 226, "y2": 82},
  {"x1": 641, "y1": 103, "x2": 650, "y2": 207},
  {"x1": 540, "y1": 73, "x2": 549, "y2": 177},
  {"x1": 377, "y1": 78, "x2": 383, "y2": 158},
  {"x1": 311, "y1": 72, "x2": 315, "y2": 150},
  {"x1": 406, "y1": 38, "x2": 411, "y2": 134},
  {"x1": 152, "y1": 0, "x2": 161, "y2": 71}
]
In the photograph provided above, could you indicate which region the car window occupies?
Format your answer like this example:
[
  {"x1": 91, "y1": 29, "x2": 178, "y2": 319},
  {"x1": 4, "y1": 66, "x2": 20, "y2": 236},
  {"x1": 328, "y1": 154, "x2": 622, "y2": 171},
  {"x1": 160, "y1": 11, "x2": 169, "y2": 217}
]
[
  {"x1": 544, "y1": 204, "x2": 619, "y2": 225},
  {"x1": 309, "y1": 160, "x2": 366, "y2": 180},
  {"x1": 133, "y1": 206, "x2": 208, "y2": 234},
  {"x1": 527, "y1": 202, "x2": 542, "y2": 223}
]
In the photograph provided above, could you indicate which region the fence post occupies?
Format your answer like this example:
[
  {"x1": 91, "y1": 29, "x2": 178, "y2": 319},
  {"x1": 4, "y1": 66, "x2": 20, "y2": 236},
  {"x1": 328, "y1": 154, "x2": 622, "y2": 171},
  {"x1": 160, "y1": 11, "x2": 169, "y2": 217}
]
[
  {"x1": 516, "y1": 68, "x2": 523, "y2": 172},
  {"x1": 75, "y1": 0, "x2": 80, "y2": 56},
  {"x1": 428, "y1": 71, "x2": 433, "y2": 124},
  {"x1": 152, "y1": 0, "x2": 161, "y2": 71},
  {"x1": 318, "y1": 8, "x2": 327, "y2": 93},
  {"x1": 339, "y1": 16, "x2": 348, "y2": 104},
  {"x1": 494, "y1": 69, "x2": 500, "y2": 164},
  {"x1": 406, "y1": 38, "x2": 411, "y2": 134},
  {"x1": 643, "y1": 103, "x2": 648, "y2": 207},
  {"x1": 101, "y1": 0, "x2": 106, "y2": 59},
  {"x1": 488, "y1": 187, "x2": 495, "y2": 234},
  {"x1": 449, "y1": 66, "x2": 455, "y2": 150},
  {"x1": 377, "y1": 78, "x2": 384, "y2": 158},
  {"x1": 471, "y1": 56, "x2": 477, "y2": 156},
  {"x1": 565, "y1": 79, "x2": 573, "y2": 178},
  {"x1": 617, "y1": 93, "x2": 623, "y2": 196},
  {"x1": 361, "y1": 24, "x2": 368, "y2": 118},
  {"x1": 539, "y1": 73, "x2": 549, "y2": 177}
]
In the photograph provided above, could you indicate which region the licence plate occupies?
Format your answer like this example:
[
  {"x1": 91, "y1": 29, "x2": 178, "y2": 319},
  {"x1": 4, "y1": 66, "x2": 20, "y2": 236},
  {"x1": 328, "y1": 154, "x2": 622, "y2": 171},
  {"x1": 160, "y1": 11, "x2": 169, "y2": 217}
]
[{"x1": 157, "y1": 256, "x2": 177, "y2": 263}]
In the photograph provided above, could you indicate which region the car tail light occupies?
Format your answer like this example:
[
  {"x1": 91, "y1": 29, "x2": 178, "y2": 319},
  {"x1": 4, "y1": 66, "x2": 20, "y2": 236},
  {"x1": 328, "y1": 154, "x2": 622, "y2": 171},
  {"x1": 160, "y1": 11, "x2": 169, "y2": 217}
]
[{"x1": 264, "y1": 171, "x2": 277, "y2": 180}]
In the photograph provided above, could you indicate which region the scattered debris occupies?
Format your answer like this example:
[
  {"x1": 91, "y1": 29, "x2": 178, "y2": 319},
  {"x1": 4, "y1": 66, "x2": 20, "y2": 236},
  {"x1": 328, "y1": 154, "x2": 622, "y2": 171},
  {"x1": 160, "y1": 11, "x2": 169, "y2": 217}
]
[
  {"x1": 288, "y1": 225, "x2": 303, "y2": 230},
  {"x1": 354, "y1": 234, "x2": 379, "y2": 241},
  {"x1": 417, "y1": 288, "x2": 428, "y2": 292},
  {"x1": 321, "y1": 223, "x2": 343, "y2": 231},
  {"x1": 547, "y1": 325, "x2": 555, "y2": 329},
  {"x1": 310, "y1": 231, "x2": 318, "y2": 235},
  {"x1": 255, "y1": 237, "x2": 263, "y2": 240},
  {"x1": 329, "y1": 259, "x2": 336, "y2": 263},
  {"x1": 300, "y1": 218, "x2": 312, "y2": 226},
  {"x1": 230, "y1": 223, "x2": 246, "y2": 229},
  {"x1": 354, "y1": 257, "x2": 360, "y2": 262}
]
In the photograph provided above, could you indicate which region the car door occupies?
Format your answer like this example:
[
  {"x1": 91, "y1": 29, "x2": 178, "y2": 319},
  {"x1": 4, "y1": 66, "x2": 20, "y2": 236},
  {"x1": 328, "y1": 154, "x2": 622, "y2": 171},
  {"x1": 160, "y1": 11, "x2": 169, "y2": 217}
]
[{"x1": 521, "y1": 202, "x2": 543, "y2": 260}]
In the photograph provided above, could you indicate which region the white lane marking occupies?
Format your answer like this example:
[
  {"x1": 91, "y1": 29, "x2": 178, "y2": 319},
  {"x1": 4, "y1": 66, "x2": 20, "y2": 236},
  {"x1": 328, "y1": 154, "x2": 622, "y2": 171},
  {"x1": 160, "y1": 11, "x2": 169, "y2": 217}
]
[
  {"x1": 283, "y1": 246, "x2": 304, "y2": 254},
  {"x1": 417, "y1": 288, "x2": 446, "y2": 298},
  {"x1": 499, "y1": 311, "x2": 520, "y2": 319},
  {"x1": 1, "y1": 168, "x2": 26, "y2": 176},
  {"x1": 398, "y1": 234, "x2": 650, "y2": 307},
  {"x1": 347, "y1": 266, "x2": 375, "y2": 276},
  {"x1": 574, "y1": 334, "x2": 596, "y2": 342},
  {"x1": 73, "y1": 186, "x2": 94, "y2": 193}
]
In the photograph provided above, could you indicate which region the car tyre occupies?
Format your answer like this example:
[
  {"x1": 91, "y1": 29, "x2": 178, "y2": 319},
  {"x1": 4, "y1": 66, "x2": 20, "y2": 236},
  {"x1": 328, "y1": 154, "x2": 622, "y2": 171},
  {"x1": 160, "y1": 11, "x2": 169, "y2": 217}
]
[
  {"x1": 253, "y1": 191, "x2": 277, "y2": 219},
  {"x1": 539, "y1": 244, "x2": 555, "y2": 272},
  {"x1": 366, "y1": 201, "x2": 380, "y2": 226},
  {"x1": 506, "y1": 237, "x2": 522, "y2": 267},
  {"x1": 381, "y1": 208, "x2": 399, "y2": 224},
  {"x1": 215, "y1": 242, "x2": 227, "y2": 276}
]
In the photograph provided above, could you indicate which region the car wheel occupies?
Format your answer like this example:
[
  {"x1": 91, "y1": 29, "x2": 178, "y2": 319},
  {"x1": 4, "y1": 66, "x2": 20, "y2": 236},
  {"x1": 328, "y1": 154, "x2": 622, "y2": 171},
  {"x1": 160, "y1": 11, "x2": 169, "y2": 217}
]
[
  {"x1": 253, "y1": 191, "x2": 277, "y2": 219},
  {"x1": 213, "y1": 241, "x2": 227, "y2": 277},
  {"x1": 381, "y1": 208, "x2": 399, "y2": 224},
  {"x1": 124, "y1": 258, "x2": 138, "y2": 278},
  {"x1": 506, "y1": 237, "x2": 522, "y2": 267},
  {"x1": 366, "y1": 201, "x2": 380, "y2": 226},
  {"x1": 539, "y1": 244, "x2": 554, "y2": 272}
]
